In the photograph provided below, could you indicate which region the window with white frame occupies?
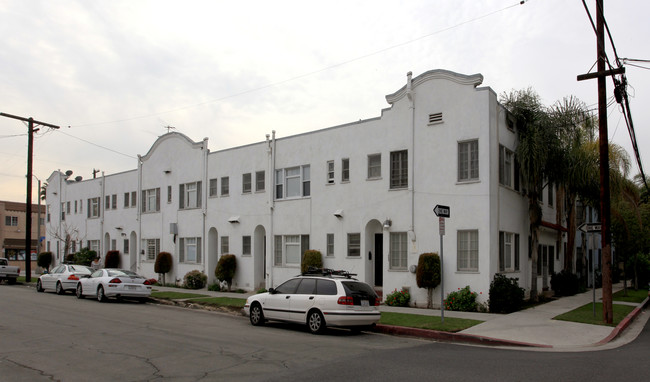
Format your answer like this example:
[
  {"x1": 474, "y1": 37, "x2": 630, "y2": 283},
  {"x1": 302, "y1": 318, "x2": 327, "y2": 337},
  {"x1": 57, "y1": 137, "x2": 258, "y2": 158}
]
[
  {"x1": 389, "y1": 232, "x2": 407, "y2": 270},
  {"x1": 275, "y1": 165, "x2": 310, "y2": 199},
  {"x1": 367, "y1": 153, "x2": 381, "y2": 179},
  {"x1": 255, "y1": 171, "x2": 265, "y2": 192},
  {"x1": 499, "y1": 145, "x2": 514, "y2": 187},
  {"x1": 221, "y1": 236, "x2": 229, "y2": 254},
  {"x1": 326, "y1": 233, "x2": 334, "y2": 257},
  {"x1": 105, "y1": 196, "x2": 110, "y2": 210},
  {"x1": 457, "y1": 230, "x2": 479, "y2": 271},
  {"x1": 390, "y1": 150, "x2": 408, "y2": 189},
  {"x1": 88, "y1": 197, "x2": 100, "y2": 218},
  {"x1": 327, "y1": 161, "x2": 335, "y2": 184},
  {"x1": 221, "y1": 177, "x2": 229, "y2": 196},
  {"x1": 167, "y1": 185, "x2": 172, "y2": 204},
  {"x1": 499, "y1": 232, "x2": 520, "y2": 272},
  {"x1": 141, "y1": 188, "x2": 160, "y2": 213},
  {"x1": 124, "y1": 192, "x2": 130, "y2": 208},
  {"x1": 180, "y1": 237, "x2": 201, "y2": 263},
  {"x1": 144, "y1": 238, "x2": 160, "y2": 261},
  {"x1": 242, "y1": 236, "x2": 251, "y2": 255},
  {"x1": 209, "y1": 178, "x2": 218, "y2": 197},
  {"x1": 5, "y1": 216, "x2": 18, "y2": 226},
  {"x1": 88, "y1": 240, "x2": 100, "y2": 253},
  {"x1": 458, "y1": 140, "x2": 479, "y2": 181},
  {"x1": 123, "y1": 238, "x2": 129, "y2": 254},
  {"x1": 347, "y1": 233, "x2": 360, "y2": 257},
  {"x1": 180, "y1": 181, "x2": 202, "y2": 209},
  {"x1": 273, "y1": 234, "x2": 309, "y2": 266},
  {"x1": 242, "y1": 173, "x2": 252, "y2": 194},
  {"x1": 131, "y1": 191, "x2": 137, "y2": 207},
  {"x1": 111, "y1": 194, "x2": 117, "y2": 210},
  {"x1": 341, "y1": 158, "x2": 350, "y2": 182}
]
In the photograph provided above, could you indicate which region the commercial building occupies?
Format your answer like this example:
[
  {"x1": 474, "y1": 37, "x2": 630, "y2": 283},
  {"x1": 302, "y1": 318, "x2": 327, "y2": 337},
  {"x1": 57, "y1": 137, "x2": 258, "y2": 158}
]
[{"x1": 1, "y1": 200, "x2": 46, "y2": 271}]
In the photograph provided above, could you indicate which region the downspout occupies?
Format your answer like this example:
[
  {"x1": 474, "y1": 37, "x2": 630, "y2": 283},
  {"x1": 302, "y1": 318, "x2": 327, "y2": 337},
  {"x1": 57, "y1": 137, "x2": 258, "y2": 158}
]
[
  {"x1": 137, "y1": 155, "x2": 143, "y2": 273},
  {"x1": 406, "y1": 71, "x2": 416, "y2": 242},
  {"x1": 268, "y1": 131, "x2": 276, "y2": 288},
  {"x1": 202, "y1": 137, "x2": 209, "y2": 272},
  {"x1": 57, "y1": 169, "x2": 62, "y2": 263},
  {"x1": 101, "y1": 171, "x2": 105, "y2": 256}
]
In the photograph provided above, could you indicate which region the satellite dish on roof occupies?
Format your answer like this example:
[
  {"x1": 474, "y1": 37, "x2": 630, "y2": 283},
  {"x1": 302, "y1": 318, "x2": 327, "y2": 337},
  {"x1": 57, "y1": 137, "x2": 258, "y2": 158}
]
[
  {"x1": 75, "y1": 176, "x2": 83, "y2": 182},
  {"x1": 65, "y1": 170, "x2": 73, "y2": 176}
]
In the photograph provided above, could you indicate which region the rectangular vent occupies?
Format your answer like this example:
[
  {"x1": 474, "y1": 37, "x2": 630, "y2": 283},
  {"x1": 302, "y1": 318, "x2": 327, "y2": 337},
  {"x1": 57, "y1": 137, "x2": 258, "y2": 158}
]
[{"x1": 428, "y1": 112, "x2": 443, "y2": 125}]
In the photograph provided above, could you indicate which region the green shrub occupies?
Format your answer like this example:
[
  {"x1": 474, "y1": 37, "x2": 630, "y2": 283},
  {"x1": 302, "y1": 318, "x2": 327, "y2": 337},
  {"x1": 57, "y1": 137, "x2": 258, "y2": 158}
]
[
  {"x1": 184, "y1": 270, "x2": 207, "y2": 289},
  {"x1": 550, "y1": 270, "x2": 580, "y2": 297},
  {"x1": 301, "y1": 250, "x2": 323, "y2": 274},
  {"x1": 256, "y1": 287, "x2": 268, "y2": 294},
  {"x1": 444, "y1": 286, "x2": 478, "y2": 312},
  {"x1": 215, "y1": 254, "x2": 237, "y2": 291},
  {"x1": 385, "y1": 288, "x2": 410, "y2": 307},
  {"x1": 627, "y1": 252, "x2": 650, "y2": 289},
  {"x1": 154, "y1": 252, "x2": 173, "y2": 284},
  {"x1": 37, "y1": 252, "x2": 53, "y2": 271},
  {"x1": 489, "y1": 274, "x2": 525, "y2": 313},
  {"x1": 104, "y1": 250, "x2": 120, "y2": 268},
  {"x1": 416, "y1": 252, "x2": 441, "y2": 309},
  {"x1": 73, "y1": 248, "x2": 96, "y2": 266},
  {"x1": 208, "y1": 283, "x2": 221, "y2": 292},
  {"x1": 65, "y1": 253, "x2": 76, "y2": 263}
]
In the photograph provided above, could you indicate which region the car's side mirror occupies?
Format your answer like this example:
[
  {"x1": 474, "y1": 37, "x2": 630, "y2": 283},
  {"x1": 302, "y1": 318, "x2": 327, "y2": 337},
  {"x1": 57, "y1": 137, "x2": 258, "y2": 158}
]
[{"x1": 268, "y1": 288, "x2": 276, "y2": 294}]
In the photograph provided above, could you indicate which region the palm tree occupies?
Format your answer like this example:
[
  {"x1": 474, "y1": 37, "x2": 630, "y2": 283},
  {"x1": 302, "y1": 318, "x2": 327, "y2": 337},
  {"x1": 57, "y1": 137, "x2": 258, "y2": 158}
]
[{"x1": 501, "y1": 88, "x2": 559, "y2": 302}]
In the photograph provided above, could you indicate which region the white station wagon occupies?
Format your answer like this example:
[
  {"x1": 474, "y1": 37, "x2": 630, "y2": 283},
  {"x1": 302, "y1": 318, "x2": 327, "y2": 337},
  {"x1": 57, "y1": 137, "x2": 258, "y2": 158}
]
[{"x1": 244, "y1": 269, "x2": 381, "y2": 334}]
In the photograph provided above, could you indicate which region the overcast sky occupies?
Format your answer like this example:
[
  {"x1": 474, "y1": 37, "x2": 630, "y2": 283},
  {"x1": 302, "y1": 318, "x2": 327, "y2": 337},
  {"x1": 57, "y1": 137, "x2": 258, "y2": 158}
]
[{"x1": 1, "y1": 0, "x2": 649, "y2": 203}]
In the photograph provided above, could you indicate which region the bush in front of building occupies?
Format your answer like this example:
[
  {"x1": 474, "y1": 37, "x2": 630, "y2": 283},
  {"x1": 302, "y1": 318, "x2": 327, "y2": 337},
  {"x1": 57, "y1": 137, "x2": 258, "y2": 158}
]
[
  {"x1": 444, "y1": 286, "x2": 478, "y2": 312},
  {"x1": 154, "y1": 252, "x2": 173, "y2": 285},
  {"x1": 215, "y1": 254, "x2": 237, "y2": 291},
  {"x1": 489, "y1": 274, "x2": 525, "y2": 313},
  {"x1": 301, "y1": 250, "x2": 323, "y2": 274},
  {"x1": 385, "y1": 288, "x2": 411, "y2": 307},
  {"x1": 184, "y1": 270, "x2": 207, "y2": 289},
  {"x1": 72, "y1": 248, "x2": 96, "y2": 266},
  {"x1": 416, "y1": 252, "x2": 440, "y2": 309},
  {"x1": 104, "y1": 250, "x2": 120, "y2": 268},
  {"x1": 550, "y1": 270, "x2": 580, "y2": 297},
  {"x1": 37, "y1": 252, "x2": 53, "y2": 272}
]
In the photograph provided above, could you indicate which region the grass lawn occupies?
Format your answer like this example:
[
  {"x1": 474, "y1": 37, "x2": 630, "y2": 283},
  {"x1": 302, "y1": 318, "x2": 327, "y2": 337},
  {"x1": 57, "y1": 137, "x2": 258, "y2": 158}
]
[
  {"x1": 16, "y1": 276, "x2": 36, "y2": 284},
  {"x1": 151, "y1": 291, "x2": 209, "y2": 300},
  {"x1": 554, "y1": 302, "x2": 636, "y2": 327},
  {"x1": 380, "y1": 312, "x2": 483, "y2": 332},
  {"x1": 186, "y1": 297, "x2": 246, "y2": 308},
  {"x1": 612, "y1": 288, "x2": 649, "y2": 304}
]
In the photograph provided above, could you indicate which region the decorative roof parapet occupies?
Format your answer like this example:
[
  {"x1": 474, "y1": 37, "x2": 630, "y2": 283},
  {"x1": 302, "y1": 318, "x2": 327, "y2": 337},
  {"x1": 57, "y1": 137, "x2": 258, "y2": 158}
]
[{"x1": 385, "y1": 69, "x2": 484, "y2": 105}]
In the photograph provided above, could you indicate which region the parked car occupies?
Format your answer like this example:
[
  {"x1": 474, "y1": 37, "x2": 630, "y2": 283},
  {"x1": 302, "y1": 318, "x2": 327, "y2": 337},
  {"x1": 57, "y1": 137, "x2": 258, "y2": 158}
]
[
  {"x1": 36, "y1": 264, "x2": 93, "y2": 294},
  {"x1": 0, "y1": 258, "x2": 20, "y2": 284},
  {"x1": 76, "y1": 268, "x2": 153, "y2": 302},
  {"x1": 243, "y1": 269, "x2": 381, "y2": 334}
]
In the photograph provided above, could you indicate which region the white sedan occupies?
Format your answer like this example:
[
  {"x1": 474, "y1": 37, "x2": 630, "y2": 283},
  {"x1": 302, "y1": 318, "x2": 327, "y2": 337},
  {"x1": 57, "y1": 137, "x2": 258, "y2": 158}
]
[
  {"x1": 37, "y1": 264, "x2": 93, "y2": 294},
  {"x1": 75, "y1": 269, "x2": 153, "y2": 302}
]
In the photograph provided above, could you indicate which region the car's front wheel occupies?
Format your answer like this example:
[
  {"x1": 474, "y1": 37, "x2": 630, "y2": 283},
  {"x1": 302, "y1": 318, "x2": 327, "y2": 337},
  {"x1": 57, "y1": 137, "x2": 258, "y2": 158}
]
[
  {"x1": 36, "y1": 279, "x2": 44, "y2": 292},
  {"x1": 307, "y1": 310, "x2": 326, "y2": 334},
  {"x1": 56, "y1": 282, "x2": 65, "y2": 295},
  {"x1": 76, "y1": 283, "x2": 84, "y2": 299},
  {"x1": 249, "y1": 303, "x2": 265, "y2": 326},
  {"x1": 97, "y1": 285, "x2": 107, "y2": 302}
]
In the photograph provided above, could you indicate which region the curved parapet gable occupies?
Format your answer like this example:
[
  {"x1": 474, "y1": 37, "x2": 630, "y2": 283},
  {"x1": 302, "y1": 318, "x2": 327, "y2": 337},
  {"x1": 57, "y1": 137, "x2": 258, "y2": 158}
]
[
  {"x1": 140, "y1": 132, "x2": 207, "y2": 162},
  {"x1": 385, "y1": 69, "x2": 484, "y2": 105}
]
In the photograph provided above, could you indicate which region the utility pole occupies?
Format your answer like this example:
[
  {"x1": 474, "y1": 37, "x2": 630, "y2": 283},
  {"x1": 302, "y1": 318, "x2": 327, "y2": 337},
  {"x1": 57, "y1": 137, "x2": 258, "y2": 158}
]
[
  {"x1": 576, "y1": 0, "x2": 622, "y2": 323},
  {"x1": 0, "y1": 112, "x2": 60, "y2": 282}
]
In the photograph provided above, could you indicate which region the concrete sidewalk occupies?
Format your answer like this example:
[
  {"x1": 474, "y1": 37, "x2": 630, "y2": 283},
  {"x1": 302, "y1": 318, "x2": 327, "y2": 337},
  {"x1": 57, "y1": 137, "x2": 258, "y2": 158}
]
[{"x1": 151, "y1": 283, "x2": 649, "y2": 350}]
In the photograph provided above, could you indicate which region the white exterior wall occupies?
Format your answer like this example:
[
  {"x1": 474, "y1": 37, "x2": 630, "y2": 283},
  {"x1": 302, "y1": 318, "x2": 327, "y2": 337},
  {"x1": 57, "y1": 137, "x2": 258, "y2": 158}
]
[{"x1": 45, "y1": 69, "x2": 567, "y2": 305}]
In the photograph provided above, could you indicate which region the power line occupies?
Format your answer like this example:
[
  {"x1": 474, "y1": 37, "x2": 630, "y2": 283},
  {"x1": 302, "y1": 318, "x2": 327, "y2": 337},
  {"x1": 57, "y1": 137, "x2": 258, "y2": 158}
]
[{"x1": 55, "y1": 130, "x2": 137, "y2": 159}]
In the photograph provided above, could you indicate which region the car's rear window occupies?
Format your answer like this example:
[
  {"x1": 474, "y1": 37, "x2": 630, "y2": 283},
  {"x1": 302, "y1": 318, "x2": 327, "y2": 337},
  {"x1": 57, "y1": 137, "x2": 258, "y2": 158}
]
[
  {"x1": 69, "y1": 265, "x2": 91, "y2": 274},
  {"x1": 107, "y1": 269, "x2": 140, "y2": 277},
  {"x1": 341, "y1": 281, "x2": 376, "y2": 296}
]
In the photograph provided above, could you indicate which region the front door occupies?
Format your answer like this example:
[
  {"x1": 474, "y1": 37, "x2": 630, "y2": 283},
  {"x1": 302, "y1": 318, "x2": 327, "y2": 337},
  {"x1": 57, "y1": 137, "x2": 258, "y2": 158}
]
[{"x1": 374, "y1": 233, "x2": 383, "y2": 286}]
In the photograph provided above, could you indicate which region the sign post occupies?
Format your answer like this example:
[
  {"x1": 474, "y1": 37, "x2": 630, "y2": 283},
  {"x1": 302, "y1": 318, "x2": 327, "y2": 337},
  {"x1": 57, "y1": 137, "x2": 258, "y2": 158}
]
[
  {"x1": 434, "y1": 205, "x2": 450, "y2": 324},
  {"x1": 579, "y1": 222, "x2": 601, "y2": 317}
]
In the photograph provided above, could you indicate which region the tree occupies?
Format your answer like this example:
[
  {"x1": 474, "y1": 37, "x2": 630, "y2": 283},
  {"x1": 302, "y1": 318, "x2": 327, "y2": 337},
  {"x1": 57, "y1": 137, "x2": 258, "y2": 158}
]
[
  {"x1": 301, "y1": 250, "x2": 323, "y2": 273},
  {"x1": 501, "y1": 88, "x2": 559, "y2": 302},
  {"x1": 154, "y1": 252, "x2": 173, "y2": 285},
  {"x1": 37, "y1": 252, "x2": 53, "y2": 272},
  {"x1": 415, "y1": 253, "x2": 440, "y2": 309},
  {"x1": 215, "y1": 254, "x2": 237, "y2": 292}
]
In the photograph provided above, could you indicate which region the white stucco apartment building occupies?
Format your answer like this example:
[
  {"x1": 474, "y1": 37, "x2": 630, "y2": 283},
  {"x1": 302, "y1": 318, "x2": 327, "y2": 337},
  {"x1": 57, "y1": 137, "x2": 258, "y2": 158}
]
[{"x1": 45, "y1": 69, "x2": 565, "y2": 306}]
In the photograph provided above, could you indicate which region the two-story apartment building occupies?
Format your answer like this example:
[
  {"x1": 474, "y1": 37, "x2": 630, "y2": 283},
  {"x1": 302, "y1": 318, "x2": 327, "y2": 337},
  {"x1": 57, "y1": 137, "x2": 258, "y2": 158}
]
[{"x1": 46, "y1": 69, "x2": 565, "y2": 306}]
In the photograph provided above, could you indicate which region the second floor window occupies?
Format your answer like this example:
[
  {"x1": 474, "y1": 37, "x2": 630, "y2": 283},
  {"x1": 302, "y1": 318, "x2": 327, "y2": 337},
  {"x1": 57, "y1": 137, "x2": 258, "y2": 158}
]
[
  {"x1": 242, "y1": 173, "x2": 252, "y2": 194},
  {"x1": 88, "y1": 197, "x2": 100, "y2": 218},
  {"x1": 275, "y1": 165, "x2": 310, "y2": 199},
  {"x1": 256, "y1": 171, "x2": 265, "y2": 192},
  {"x1": 458, "y1": 140, "x2": 479, "y2": 181},
  {"x1": 221, "y1": 177, "x2": 229, "y2": 196},
  {"x1": 142, "y1": 188, "x2": 160, "y2": 213},
  {"x1": 180, "y1": 181, "x2": 201, "y2": 209},
  {"x1": 5, "y1": 216, "x2": 18, "y2": 226},
  {"x1": 209, "y1": 178, "x2": 218, "y2": 197},
  {"x1": 368, "y1": 154, "x2": 381, "y2": 179},
  {"x1": 327, "y1": 161, "x2": 335, "y2": 184},
  {"x1": 341, "y1": 158, "x2": 350, "y2": 182},
  {"x1": 390, "y1": 150, "x2": 408, "y2": 189}
]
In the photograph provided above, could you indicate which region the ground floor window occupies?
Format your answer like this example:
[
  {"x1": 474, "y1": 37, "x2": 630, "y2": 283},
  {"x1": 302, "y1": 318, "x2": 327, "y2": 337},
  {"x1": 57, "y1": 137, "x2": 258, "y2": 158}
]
[
  {"x1": 274, "y1": 235, "x2": 310, "y2": 266},
  {"x1": 457, "y1": 230, "x2": 478, "y2": 271},
  {"x1": 144, "y1": 238, "x2": 160, "y2": 261},
  {"x1": 88, "y1": 240, "x2": 100, "y2": 254},
  {"x1": 347, "y1": 233, "x2": 360, "y2": 257},
  {"x1": 180, "y1": 237, "x2": 201, "y2": 263},
  {"x1": 499, "y1": 231, "x2": 520, "y2": 272},
  {"x1": 389, "y1": 232, "x2": 407, "y2": 270}
]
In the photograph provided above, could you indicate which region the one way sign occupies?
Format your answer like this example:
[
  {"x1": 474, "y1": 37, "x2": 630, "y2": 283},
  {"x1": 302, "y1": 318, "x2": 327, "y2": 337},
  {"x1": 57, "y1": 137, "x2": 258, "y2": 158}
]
[{"x1": 433, "y1": 204, "x2": 450, "y2": 218}]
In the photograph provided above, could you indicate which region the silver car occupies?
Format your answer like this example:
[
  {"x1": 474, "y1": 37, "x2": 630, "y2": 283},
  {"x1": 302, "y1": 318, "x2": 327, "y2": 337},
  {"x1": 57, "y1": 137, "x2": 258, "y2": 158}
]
[
  {"x1": 76, "y1": 268, "x2": 152, "y2": 302},
  {"x1": 36, "y1": 264, "x2": 93, "y2": 294}
]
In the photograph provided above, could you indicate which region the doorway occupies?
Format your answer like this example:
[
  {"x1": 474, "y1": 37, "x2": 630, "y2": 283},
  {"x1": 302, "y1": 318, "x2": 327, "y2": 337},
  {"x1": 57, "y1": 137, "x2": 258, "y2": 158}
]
[{"x1": 374, "y1": 233, "x2": 383, "y2": 286}]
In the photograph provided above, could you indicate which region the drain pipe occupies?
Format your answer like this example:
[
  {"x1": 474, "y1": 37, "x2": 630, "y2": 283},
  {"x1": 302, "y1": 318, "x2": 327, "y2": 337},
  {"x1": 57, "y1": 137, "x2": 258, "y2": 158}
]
[
  {"x1": 407, "y1": 71, "x2": 416, "y2": 242},
  {"x1": 268, "y1": 131, "x2": 276, "y2": 288}
]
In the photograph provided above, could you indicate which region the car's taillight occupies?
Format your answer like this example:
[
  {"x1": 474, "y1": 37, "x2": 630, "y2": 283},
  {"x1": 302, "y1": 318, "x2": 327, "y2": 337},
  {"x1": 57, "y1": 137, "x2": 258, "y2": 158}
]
[
  {"x1": 374, "y1": 298, "x2": 381, "y2": 306},
  {"x1": 108, "y1": 278, "x2": 122, "y2": 284},
  {"x1": 68, "y1": 275, "x2": 79, "y2": 281},
  {"x1": 143, "y1": 279, "x2": 151, "y2": 285},
  {"x1": 337, "y1": 296, "x2": 353, "y2": 305}
]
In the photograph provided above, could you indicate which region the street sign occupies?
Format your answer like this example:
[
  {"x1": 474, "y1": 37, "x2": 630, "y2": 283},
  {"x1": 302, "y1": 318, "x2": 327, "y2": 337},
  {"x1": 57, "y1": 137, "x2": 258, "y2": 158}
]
[
  {"x1": 578, "y1": 222, "x2": 601, "y2": 233},
  {"x1": 439, "y1": 217, "x2": 445, "y2": 236},
  {"x1": 433, "y1": 204, "x2": 450, "y2": 218}
]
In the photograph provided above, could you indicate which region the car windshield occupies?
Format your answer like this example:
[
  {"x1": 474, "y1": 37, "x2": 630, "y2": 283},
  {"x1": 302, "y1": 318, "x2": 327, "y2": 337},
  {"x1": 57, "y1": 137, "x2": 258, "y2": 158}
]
[{"x1": 107, "y1": 269, "x2": 141, "y2": 277}]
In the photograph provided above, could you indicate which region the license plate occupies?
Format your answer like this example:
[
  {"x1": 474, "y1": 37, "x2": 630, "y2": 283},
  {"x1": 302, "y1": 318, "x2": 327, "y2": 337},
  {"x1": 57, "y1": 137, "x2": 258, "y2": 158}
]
[
  {"x1": 361, "y1": 300, "x2": 369, "y2": 307},
  {"x1": 126, "y1": 285, "x2": 138, "y2": 290}
]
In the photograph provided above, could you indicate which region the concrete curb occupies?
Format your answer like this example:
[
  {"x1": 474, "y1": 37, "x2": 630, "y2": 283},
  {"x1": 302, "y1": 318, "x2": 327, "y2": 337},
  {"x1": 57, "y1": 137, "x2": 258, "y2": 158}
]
[
  {"x1": 596, "y1": 295, "x2": 650, "y2": 346},
  {"x1": 375, "y1": 324, "x2": 552, "y2": 348}
]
